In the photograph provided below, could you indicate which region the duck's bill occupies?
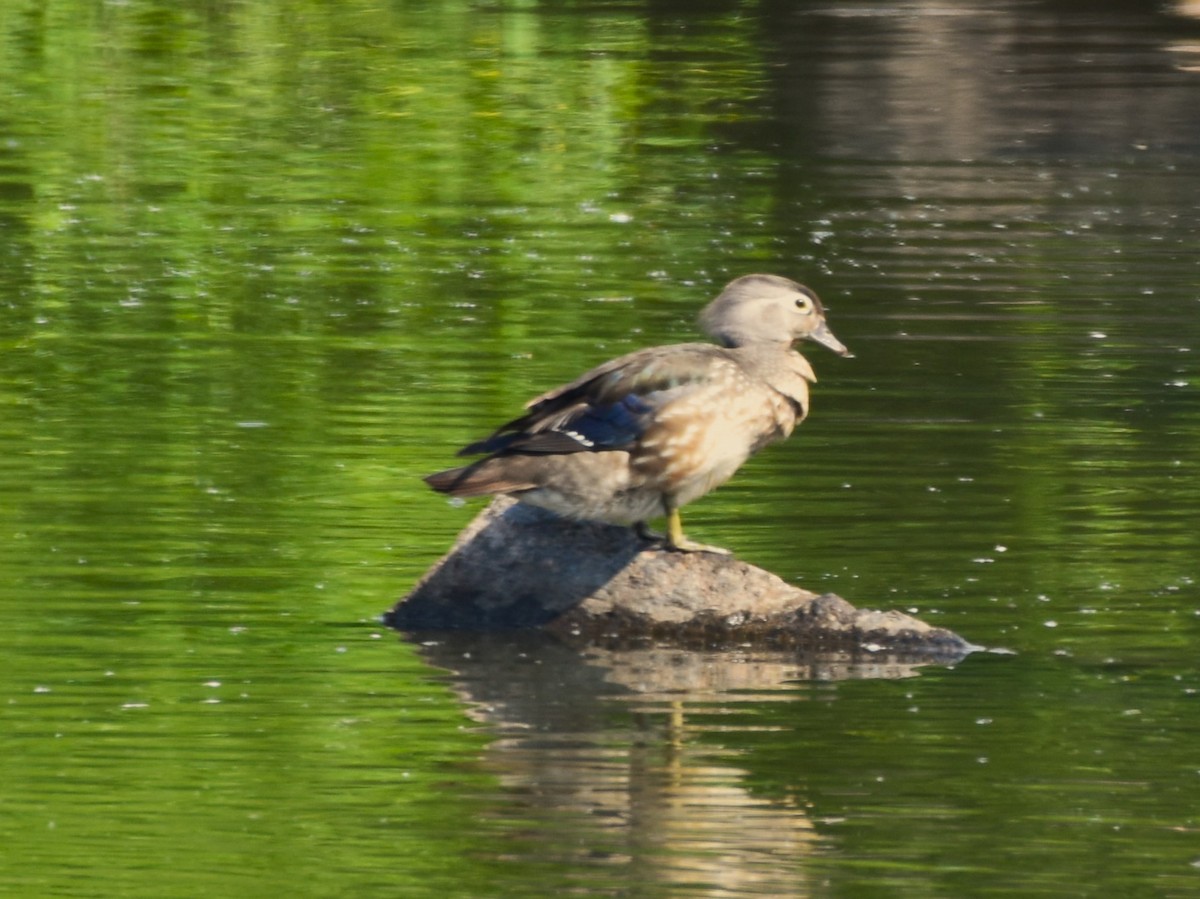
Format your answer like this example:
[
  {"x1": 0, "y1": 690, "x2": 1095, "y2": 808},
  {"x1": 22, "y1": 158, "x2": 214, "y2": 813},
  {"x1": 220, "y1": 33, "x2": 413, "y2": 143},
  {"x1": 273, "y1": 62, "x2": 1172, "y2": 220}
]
[{"x1": 810, "y1": 321, "x2": 852, "y2": 357}]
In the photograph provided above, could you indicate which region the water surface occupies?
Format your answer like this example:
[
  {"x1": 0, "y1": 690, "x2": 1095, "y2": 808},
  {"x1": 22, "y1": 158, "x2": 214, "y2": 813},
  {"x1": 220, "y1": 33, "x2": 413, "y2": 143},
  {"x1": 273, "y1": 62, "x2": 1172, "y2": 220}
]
[{"x1": 2, "y1": 1, "x2": 1199, "y2": 896}]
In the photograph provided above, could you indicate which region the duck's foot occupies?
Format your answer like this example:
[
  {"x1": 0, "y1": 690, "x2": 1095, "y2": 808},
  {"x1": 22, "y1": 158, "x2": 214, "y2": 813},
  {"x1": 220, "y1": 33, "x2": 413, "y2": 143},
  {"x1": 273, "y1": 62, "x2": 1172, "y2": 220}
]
[
  {"x1": 667, "y1": 537, "x2": 732, "y2": 555},
  {"x1": 663, "y1": 508, "x2": 733, "y2": 555},
  {"x1": 633, "y1": 520, "x2": 729, "y2": 554}
]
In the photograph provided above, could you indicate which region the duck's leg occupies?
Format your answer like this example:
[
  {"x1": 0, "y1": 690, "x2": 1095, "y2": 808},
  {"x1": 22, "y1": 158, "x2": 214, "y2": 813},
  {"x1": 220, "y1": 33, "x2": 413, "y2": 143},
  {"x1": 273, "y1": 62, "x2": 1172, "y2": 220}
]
[
  {"x1": 634, "y1": 521, "x2": 664, "y2": 543},
  {"x1": 664, "y1": 500, "x2": 731, "y2": 555}
]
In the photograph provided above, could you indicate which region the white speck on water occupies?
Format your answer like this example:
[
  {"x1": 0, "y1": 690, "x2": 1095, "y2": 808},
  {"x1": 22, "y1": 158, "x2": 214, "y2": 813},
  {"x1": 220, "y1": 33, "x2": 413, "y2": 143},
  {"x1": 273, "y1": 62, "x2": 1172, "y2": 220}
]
[{"x1": 1044, "y1": 620, "x2": 1058, "y2": 628}]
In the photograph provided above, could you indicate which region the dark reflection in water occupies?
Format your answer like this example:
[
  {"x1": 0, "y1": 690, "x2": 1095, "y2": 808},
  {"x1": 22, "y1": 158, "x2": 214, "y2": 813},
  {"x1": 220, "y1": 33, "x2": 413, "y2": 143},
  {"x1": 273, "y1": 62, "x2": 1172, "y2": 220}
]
[{"x1": 758, "y1": 1, "x2": 1200, "y2": 162}]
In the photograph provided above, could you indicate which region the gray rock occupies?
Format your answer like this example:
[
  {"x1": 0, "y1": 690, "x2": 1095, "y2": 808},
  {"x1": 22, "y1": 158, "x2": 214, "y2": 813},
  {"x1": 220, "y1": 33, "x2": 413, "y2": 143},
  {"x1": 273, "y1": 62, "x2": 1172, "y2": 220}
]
[{"x1": 386, "y1": 496, "x2": 976, "y2": 659}]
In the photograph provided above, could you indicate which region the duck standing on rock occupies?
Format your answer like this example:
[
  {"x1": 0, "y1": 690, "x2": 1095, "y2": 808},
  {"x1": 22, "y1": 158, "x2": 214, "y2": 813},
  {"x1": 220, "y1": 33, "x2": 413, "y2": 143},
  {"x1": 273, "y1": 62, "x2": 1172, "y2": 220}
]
[{"x1": 424, "y1": 274, "x2": 850, "y2": 554}]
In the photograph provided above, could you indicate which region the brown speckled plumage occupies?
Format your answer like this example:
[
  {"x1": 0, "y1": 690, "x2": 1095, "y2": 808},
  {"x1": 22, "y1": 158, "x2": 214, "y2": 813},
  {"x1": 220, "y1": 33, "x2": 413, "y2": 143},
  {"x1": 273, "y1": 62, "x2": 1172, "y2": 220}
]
[{"x1": 424, "y1": 274, "x2": 850, "y2": 554}]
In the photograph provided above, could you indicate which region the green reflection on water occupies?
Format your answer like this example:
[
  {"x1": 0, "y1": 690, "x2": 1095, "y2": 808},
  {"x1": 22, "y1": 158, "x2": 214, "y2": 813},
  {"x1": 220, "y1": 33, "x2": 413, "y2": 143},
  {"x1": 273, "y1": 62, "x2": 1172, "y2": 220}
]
[{"x1": 3, "y1": 0, "x2": 1200, "y2": 896}]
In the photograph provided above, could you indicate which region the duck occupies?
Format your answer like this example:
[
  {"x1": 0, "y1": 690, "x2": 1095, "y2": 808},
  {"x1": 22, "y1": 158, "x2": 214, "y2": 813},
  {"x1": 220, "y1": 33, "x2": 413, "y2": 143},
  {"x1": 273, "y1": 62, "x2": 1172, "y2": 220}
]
[{"x1": 424, "y1": 274, "x2": 849, "y2": 554}]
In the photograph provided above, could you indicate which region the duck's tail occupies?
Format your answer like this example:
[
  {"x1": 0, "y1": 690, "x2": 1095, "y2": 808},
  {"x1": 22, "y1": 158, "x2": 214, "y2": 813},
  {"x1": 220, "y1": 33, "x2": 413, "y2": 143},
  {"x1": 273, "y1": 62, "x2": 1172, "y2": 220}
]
[{"x1": 423, "y1": 459, "x2": 536, "y2": 498}]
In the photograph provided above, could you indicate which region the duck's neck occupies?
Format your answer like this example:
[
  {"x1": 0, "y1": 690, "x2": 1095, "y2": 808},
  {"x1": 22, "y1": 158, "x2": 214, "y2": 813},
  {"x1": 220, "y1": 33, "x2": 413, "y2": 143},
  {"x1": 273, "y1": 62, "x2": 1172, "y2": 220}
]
[
  {"x1": 713, "y1": 330, "x2": 793, "y2": 350},
  {"x1": 728, "y1": 342, "x2": 816, "y2": 408}
]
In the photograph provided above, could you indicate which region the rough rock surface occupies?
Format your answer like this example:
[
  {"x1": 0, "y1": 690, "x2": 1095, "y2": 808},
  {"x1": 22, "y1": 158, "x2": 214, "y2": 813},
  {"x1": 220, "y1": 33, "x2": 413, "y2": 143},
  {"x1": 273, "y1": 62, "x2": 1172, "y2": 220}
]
[{"x1": 387, "y1": 496, "x2": 975, "y2": 657}]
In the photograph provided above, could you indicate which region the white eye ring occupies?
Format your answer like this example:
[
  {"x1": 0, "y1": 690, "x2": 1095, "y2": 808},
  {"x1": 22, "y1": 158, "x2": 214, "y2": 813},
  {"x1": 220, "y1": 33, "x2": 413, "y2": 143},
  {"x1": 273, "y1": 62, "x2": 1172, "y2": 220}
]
[{"x1": 794, "y1": 296, "x2": 812, "y2": 312}]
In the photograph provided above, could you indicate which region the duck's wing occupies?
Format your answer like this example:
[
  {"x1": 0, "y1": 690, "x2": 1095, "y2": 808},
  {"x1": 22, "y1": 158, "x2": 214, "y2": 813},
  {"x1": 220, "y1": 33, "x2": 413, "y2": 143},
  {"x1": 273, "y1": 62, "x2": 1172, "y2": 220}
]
[{"x1": 457, "y1": 343, "x2": 733, "y2": 457}]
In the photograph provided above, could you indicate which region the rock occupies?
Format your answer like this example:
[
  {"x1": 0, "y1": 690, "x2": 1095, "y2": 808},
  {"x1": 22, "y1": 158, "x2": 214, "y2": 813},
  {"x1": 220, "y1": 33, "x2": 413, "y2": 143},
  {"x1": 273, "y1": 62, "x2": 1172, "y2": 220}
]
[{"x1": 386, "y1": 496, "x2": 976, "y2": 659}]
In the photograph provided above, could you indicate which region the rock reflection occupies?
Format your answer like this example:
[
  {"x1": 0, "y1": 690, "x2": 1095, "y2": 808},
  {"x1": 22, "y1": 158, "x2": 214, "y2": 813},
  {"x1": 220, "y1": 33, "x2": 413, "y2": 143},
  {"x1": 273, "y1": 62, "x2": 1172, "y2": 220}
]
[{"x1": 411, "y1": 633, "x2": 946, "y2": 896}]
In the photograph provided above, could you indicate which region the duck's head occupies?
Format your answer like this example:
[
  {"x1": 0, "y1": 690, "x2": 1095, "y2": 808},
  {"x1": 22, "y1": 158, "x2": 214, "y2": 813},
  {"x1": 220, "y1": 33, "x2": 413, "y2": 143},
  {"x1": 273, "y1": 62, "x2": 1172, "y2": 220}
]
[{"x1": 699, "y1": 274, "x2": 850, "y2": 356}]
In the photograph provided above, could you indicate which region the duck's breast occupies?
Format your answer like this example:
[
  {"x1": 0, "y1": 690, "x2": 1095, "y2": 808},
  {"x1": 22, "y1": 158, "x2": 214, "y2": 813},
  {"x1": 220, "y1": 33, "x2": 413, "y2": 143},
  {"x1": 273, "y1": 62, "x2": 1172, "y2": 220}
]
[{"x1": 629, "y1": 363, "x2": 796, "y2": 506}]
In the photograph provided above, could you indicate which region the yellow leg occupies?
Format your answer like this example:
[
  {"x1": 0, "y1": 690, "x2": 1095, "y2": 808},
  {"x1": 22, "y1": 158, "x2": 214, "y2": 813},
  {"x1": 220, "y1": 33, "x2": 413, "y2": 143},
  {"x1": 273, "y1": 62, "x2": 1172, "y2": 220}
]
[{"x1": 665, "y1": 505, "x2": 731, "y2": 555}]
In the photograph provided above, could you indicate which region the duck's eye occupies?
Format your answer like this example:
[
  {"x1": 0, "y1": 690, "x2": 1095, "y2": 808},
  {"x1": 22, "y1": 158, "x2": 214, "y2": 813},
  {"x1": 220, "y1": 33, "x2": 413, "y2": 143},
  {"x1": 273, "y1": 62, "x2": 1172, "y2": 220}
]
[{"x1": 794, "y1": 296, "x2": 812, "y2": 313}]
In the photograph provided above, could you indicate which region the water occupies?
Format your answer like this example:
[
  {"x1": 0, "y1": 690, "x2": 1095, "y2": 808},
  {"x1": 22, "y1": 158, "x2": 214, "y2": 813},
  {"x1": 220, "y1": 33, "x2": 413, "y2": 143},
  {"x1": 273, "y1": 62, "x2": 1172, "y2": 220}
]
[{"x1": 2, "y1": 1, "x2": 1200, "y2": 895}]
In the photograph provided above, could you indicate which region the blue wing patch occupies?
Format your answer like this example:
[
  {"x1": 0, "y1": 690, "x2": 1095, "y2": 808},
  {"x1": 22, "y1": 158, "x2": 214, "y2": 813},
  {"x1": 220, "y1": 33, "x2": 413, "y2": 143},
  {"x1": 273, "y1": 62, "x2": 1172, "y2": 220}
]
[
  {"x1": 564, "y1": 393, "x2": 654, "y2": 449},
  {"x1": 494, "y1": 393, "x2": 655, "y2": 455}
]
